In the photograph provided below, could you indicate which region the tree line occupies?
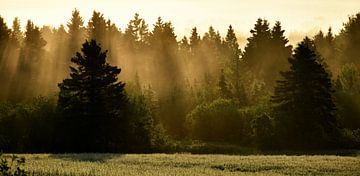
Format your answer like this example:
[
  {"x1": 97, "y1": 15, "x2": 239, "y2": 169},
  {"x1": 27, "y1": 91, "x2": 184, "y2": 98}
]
[{"x1": 0, "y1": 10, "x2": 360, "y2": 152}]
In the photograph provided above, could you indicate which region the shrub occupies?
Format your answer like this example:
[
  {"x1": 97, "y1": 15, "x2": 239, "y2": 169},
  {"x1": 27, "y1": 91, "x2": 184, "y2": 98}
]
[{"x1": 186, "y1": 99, "x2": 243, "y2": 142}]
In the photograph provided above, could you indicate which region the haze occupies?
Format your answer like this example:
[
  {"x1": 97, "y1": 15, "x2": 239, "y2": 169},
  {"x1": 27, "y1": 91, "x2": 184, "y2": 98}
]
[{"x1": 1, "y1": 0, "x2": 360, "y2": 45}]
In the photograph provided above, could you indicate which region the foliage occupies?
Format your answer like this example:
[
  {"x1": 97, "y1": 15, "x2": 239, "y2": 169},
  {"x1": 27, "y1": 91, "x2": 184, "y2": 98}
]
[
  {"x1": 186, "y1": 99, "x2": 244, "y2": 142},
  {"x1": 57, "y1": 40, "x2": 127, "y2": 152},
  {"x1": 0, "y1": 96, "x2": 56, "y2": 152},
  {"x1": 272, "y1": 37, "x2": 339, "y2": 149}
]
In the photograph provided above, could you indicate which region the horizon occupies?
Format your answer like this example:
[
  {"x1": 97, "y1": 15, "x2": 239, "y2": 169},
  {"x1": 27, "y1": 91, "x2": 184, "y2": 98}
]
[{"x1": 1, "y1": 0, "x2": 360, "y2": 47}]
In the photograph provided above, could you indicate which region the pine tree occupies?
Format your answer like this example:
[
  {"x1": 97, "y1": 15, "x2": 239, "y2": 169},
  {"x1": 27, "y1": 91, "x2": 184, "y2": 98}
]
[
  {"x1": 272, "y1": 37, "x2": 338, "y2": 149},
  {"x1": 57, "y1": 40, "x2": 127, "y2": 152}
]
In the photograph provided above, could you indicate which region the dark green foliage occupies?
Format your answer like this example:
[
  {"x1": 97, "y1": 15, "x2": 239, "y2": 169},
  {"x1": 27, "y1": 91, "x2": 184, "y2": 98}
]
[
  {"x1": 223, "y1": 25, "x2": 247, "y2": 106},
  {"x1": 0, "y1": 96, "x2": 56, "y2": 152},
  {"x1": 159, "y1": 86, "x2": 188, "y2": 139},
  {"x1": 334, "y1": 64, "x2": 360, "y2": 130},
  {"x1": 272, "y1": 37, "x2": 338, "y2": 149},
  {"x1": 251, "y1": 114, "x2": 274, "y2": 149},
  {"x1": 57, "y1": 40, "x2": 127, "y2": 152},
  {"x1": 186, "y1": 99, "x2": 244, "y2": 142},
  {"x1": 242, "y1": 19, "x2": 292, "y2": 89}
]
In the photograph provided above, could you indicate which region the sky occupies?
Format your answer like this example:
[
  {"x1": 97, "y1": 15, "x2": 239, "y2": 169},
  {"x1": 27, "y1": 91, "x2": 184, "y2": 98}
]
[{"x1": 1, "y1": 0, "x2": 360, "y2": 45}]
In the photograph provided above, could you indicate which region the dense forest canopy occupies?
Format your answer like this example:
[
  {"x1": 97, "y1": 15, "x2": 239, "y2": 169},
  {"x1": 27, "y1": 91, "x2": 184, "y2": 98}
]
[{"x1": 0, "y1": 10, "x2": 360, "y2": 152}]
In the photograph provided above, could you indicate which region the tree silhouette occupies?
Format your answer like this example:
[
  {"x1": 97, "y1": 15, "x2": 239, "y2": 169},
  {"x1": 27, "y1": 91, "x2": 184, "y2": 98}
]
[
  {"x1": 223, "y1": 25, "x2": 247, "y2": 105},
  {"x1": 67, "y1": 9, "x2": 85, "y2": 58},
  {"x1": 57, "y1": 40, "x2": 127, "y2": 152},
  {"x1": 272, "y1": 37, "x2": 338, "y2": 149},
  {"x1": 0, "y1": 16, "x2": 10, "y2": 63}
]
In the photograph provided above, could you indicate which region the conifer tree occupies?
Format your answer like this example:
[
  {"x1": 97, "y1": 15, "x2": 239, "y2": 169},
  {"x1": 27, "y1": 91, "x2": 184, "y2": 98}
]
[
  {"x1": 0, "y1": 16, "x2": 10, "y2": 62},
  {"x1": 57, "y1": 40, "x2": 127, "y2": 152},
  {"x1": 272, "y1": 37, "x2": 338, "y2": 148},
  {"x1": 67, "y1": 9, "x2": 85, "y2": 56}
]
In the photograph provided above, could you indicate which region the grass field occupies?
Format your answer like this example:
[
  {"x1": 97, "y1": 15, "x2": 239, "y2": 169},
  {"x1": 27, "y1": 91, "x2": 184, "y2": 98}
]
[{"x1": 8, "y1": 153, "x2": 360, "y2": 176}]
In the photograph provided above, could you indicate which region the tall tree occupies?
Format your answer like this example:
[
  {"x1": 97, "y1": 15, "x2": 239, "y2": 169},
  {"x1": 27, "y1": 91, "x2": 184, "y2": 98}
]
[
  {"x1": 337, "y1": 13, "x2": 360, "y2": 67},
  {"x1": 0, "y1": 16, "x2": 10, "y2": 62},
  {"x1": 124, "y1": 13, "x2": 149, "y2": 51},
  {"x1": 67, "y1": 9, "x2": 85, "y2": 56},
  {"x1": 223, "y1": 25, "x2": 247, "y2": 105},
  {"x1": 242, "y1": 18, "x2": 271, "y2": 71},
  {"x1": 9, "y1": 17, "x2": 22, "y2": 48},
  {"x1": 57, "y1": 40, "x2": 127, "y2": 152},
  {"x1": 189, "y1": 27, "x2": 200, "y2": 53},
  {"x1": 272, "y1": 37, "x2": 338, "y2": 149},
  {"x1": 268, "y1": 21, "x2": 292, "y2": 87},
  {"x1": 87, "y1": 11, "x2": 107, "y2": 45},
  {"x1": 314, "y1": 28, "x2": 337, "y2": 74}
]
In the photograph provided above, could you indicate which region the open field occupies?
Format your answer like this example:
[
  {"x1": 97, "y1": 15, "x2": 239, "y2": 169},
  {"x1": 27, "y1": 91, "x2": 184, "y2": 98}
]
[{"x1": 9, "y1": 153, "x2": 360, "y2": 176}]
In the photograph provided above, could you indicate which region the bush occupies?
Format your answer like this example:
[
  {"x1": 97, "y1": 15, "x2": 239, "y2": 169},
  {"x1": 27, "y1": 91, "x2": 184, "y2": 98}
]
[
  {"x1": 186, "y1": 99, "x2": 244, "y2": 143},
  {"x1": 0, "y1": 96, "x2": 57, "y2": 152}
]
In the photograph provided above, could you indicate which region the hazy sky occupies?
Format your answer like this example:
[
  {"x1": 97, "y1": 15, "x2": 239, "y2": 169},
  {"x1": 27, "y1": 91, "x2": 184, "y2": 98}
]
[{"x1": 1, "y1": 0, "x2": 360, "y2": 45}]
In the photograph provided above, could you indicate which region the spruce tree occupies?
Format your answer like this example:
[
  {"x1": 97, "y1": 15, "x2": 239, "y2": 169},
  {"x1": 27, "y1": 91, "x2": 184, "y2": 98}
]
[
  {"x1": 223, "y1": 25, "x2": 247, "y2": 105},
  {"x1": 0, "y1": 16, "x2": 10, "y2": 62},
  {"x1": 57, "y1": 40, "x2": 127, "y2": 152},
  {"x1": 67, "y1": 9, "x2": 85, "y2": 57},
  {"x1": 272, "y1": 37, "x2": 338, "y2": 148}
]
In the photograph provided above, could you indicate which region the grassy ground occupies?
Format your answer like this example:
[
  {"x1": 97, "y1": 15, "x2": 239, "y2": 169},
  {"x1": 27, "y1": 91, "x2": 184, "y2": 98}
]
[{"x1": 9, "y1": 153, "x2": 360, "y2": 176}]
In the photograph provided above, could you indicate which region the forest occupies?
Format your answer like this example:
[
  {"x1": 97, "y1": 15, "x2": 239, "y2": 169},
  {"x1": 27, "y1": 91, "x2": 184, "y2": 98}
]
[{"x1": 0, "y1": 9, "x2": 360, "y2": 153}]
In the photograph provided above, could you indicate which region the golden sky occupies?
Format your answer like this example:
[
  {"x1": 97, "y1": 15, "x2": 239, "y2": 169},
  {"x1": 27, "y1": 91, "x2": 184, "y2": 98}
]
[{"x1": 1, "y1": 0, "x2": 360, "y2": 44}]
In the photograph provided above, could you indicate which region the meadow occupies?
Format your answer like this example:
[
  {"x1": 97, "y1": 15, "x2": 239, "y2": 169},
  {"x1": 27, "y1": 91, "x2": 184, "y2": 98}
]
[{"x1": 9, "y1": 153, "x2": 360, "y2": 176}]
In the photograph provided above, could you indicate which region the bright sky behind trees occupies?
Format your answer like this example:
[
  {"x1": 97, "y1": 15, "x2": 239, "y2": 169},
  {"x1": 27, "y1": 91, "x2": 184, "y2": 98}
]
[{"x1": 1, "y1": 0, "x2": 360, "y2": 44}]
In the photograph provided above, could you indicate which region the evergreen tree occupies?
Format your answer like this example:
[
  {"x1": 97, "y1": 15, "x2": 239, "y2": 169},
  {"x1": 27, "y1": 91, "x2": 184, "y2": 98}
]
[
  {"x1": 87, "y1": 11, "x2": 107, "y2": 45},
  {"x1": 268, "y1": 21, "x2": 292, "y2": 87},
  {"x1": 124, "y1": 13, "x2": 149, "y2": 51},
  {"x1": 189, "y1": 27, "x2": 200, "y2": 52},
  {"x1": 67, "y1": 9, "x2": 85, "y2": 57},
  {"x1": 57, "y1": 40, "x2": 127, "y2": 152},
  {"x1": 223, "y1": 25, "x2": 247, "y2": 105},
  {"x1": 314, "y1": 28, "x2": 336, "y2": 73},
  {"x1": 0, "y1": 16, "x2": 10, "y2": 62},
  {"x1": 272, "y1": 37, "x2": 338, "y2": 149},
  {"x1": 9, "y1": 17, "x2": 22, "y2": 48},
  {"x1": 337, "y1": 13, "x2": 360, "y2": 67},
  {"x1": 242, "y1": 18, "x2": 271, "y2": 71}
]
